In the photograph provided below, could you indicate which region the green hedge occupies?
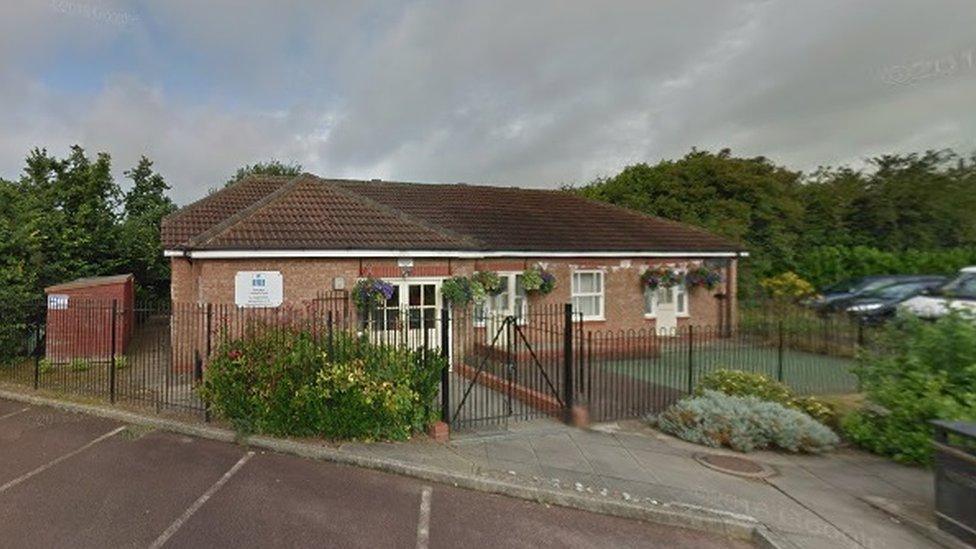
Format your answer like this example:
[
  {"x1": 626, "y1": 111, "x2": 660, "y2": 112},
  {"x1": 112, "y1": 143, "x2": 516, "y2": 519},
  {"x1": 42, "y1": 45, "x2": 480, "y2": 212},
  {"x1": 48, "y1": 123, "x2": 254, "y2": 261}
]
[
  {"x1": 201, "y1": 325, "x2": 444, "y2": 441},
  {"x1": 793, "y1": 246, "x2": 976, "y2": 289}
]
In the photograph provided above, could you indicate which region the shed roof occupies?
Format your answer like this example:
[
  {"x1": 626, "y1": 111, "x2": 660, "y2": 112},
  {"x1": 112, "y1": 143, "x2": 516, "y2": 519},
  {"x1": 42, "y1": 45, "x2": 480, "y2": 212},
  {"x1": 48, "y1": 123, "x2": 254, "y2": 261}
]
[{"x1": 45, "y1": 274, "x2": 134, "y2": 292}]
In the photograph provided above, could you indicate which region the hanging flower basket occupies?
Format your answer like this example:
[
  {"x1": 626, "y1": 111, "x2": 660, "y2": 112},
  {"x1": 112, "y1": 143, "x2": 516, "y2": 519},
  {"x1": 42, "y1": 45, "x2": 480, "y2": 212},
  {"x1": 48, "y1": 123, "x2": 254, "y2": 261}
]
[
  {"x1": 352, "y1": 277, "x2": 395, "y2": 311},
  {"x1": 684, "y1": 265, "x2": 723, "y2": 291},
  {"x1": 641, "y1": 266, "x2": 682, "y2": 290},
  {"x1": 471, "y1": 271, "x2": 504, "y2": 297},
  {"x1": 522, "y1": 266, "x2": 556, "y2": 296},
  {"x1": 440, "y1": 276, "x2": 473, "y2": 307}
]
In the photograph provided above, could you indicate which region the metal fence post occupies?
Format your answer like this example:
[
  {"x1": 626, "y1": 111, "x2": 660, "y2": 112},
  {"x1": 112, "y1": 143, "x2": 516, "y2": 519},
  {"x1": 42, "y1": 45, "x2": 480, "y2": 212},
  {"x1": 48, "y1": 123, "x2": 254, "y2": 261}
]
[
  {"x1": 194, "y1": 350, "x2": 210, "y2": 422},
  {"x1": 109, "y1": 300, "x2": 118, "y2": 404},
  {"x1": 33, "y1": 311, "x2": 41, "y2": 390},
  {"x1": 440, "y1": 305, "x2": 450, "y2": 425},
  {"x1": 327, "y1": 310, "x2": 335, "y2": 358},
  {"x1": 777, "y1": 320, "x2": 785, "y2": 382},
  {"x1": 563, "y1": 303, "x2": 574, "y2": 421},
  {"x1": 686, "y1": 324, "x2": 695, "y2": 395},
  {"x1": 205, "y1": 303, "x2": 213, "y2": 359}
]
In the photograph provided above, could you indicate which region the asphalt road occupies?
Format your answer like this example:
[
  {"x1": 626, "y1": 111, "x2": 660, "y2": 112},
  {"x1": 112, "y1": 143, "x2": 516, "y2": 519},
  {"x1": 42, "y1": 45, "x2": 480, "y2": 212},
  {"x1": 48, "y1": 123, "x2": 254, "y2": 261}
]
[{"x1": 0, "y1": 398, "x2": 747, "y2": 548}]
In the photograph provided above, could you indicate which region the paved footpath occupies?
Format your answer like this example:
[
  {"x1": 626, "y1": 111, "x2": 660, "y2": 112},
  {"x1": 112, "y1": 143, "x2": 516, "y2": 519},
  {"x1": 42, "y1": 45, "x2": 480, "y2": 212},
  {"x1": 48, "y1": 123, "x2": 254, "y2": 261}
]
[
  {"x1": 348, "y1": 419, "x2": 940, "y2": 549},
  {"x1": 0, "y1": 398, "x2": 744, "y2": 548}
]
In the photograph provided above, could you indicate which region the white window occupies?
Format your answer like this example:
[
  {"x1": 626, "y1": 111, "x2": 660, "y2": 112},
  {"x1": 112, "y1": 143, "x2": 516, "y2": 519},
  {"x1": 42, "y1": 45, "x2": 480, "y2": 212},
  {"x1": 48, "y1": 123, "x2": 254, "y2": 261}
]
[
  {"x1": 572, "y1": 270, "x2": 604, "y2": 320},
  {"x1": 475, "y1": 273, "x2": 527, "y2": 325},
  {"x1": 643, "y1": 284, "x2": 688, "y2": 317}
]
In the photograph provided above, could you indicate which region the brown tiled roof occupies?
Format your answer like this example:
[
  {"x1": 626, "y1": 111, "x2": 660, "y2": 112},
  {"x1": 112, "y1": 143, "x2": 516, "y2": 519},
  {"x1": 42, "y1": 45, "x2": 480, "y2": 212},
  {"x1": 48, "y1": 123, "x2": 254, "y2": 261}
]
[
  {"x1": 163, "y1": 174, "x2": 744, "y2": 253},
  {"x1": 161, "y1": 175, "x2": 293, "y2": 248}
]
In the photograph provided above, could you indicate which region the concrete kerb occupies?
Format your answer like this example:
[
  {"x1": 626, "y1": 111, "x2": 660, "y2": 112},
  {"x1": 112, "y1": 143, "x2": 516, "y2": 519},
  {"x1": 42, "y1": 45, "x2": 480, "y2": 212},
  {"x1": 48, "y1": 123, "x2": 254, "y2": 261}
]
[{"x1": 0, "y1": 388, "x2": 781, "y2": 547}]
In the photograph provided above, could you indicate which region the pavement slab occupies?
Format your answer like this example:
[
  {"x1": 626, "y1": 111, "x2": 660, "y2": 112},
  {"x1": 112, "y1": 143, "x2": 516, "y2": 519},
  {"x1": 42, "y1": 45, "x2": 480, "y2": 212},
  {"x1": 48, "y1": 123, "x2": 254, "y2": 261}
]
[{"x1": 445, "y1": 419, "x2": 941, "y2": 548}]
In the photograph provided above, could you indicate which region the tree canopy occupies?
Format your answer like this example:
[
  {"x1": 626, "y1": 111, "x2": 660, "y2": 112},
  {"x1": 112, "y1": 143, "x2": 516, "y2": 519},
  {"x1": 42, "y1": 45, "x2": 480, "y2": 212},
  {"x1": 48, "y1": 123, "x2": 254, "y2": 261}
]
[
  {"x1": 575, "y1": 148, "x2": 976, "y2": 291},
  {"x1": 224, "y1": 159, "x2": 302, "y2": 187},
  {"x1": 0, "y1": 147, "x2": 176, "y2": 307}
]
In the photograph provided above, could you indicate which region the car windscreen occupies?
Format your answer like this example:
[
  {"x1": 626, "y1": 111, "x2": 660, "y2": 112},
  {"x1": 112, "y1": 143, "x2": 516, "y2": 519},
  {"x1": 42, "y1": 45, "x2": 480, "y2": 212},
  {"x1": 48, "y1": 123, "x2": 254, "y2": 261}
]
[
  {"x1": 864, "y1": 282, "x2": 930, "y2": 301},
  {"x1": 857, "y1": 279, "x2": 900, "y2": 294},
  {"x1": 939, "y1": 273, "x2": 976, "y2": 299},
  {"x1": 823, "y1": 279, "x2": 860, "y2": 293}
]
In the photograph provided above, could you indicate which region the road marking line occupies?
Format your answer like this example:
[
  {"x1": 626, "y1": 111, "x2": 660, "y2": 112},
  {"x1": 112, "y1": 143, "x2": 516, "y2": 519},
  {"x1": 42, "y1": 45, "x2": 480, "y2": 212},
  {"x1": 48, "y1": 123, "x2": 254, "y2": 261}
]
[
  {"x1": 416, "y1": 485, "x2": 433, "y2": 549},
  {"x1": 149, "y1": 451, "x2": 254, "y2": 549},
  {"x1": 0, "y1": 407, "x2": 29, "y2": 421},
  {"x1": 0, "y1": 425, "x2": 126, "y2": 494}
]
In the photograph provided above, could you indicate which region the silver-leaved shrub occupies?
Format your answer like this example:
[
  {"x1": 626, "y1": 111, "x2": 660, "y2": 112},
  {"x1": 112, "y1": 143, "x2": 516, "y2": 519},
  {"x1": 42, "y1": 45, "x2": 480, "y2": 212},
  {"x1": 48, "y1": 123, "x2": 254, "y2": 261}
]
[{"x1": 654, "y1": 390, "x2": 839, "y2": 454}]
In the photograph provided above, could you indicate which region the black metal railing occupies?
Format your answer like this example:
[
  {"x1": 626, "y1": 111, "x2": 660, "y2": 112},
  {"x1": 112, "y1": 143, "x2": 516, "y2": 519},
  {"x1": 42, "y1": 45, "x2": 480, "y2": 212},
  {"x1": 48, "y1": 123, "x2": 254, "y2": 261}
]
[
  {"x1": 0, "y1": 296, "x2": 867, "y2": 429},
  {"x1": 583, "y1": 314, "x2": 866, "y2": 422}
]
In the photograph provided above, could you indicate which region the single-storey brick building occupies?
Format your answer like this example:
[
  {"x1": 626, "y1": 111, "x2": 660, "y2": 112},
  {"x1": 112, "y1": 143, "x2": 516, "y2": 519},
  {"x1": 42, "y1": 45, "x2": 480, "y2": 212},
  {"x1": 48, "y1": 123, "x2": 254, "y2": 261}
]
[{"x1": 161, "y1": 174, "x2": 746, "y2": 333}]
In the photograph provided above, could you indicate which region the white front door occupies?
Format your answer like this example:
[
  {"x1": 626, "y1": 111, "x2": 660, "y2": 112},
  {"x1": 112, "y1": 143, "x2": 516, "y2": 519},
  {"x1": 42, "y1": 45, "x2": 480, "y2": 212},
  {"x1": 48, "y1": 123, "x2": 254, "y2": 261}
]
[
  {"x1": 405, "y1": 282, "x2": 440, "y2": 349},
  {"x1": 369, "y1": 280, "x2": 442, "y2": 349},
  {"x1": 655, "y1": 287, "x2": 678, "y2": 335}
]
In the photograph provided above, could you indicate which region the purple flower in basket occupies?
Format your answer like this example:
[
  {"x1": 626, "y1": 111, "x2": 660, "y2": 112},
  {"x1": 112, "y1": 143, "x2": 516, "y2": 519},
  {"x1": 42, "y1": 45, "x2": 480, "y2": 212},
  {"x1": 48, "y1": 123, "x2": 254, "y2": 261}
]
[
  {"x1": 372, "y1": 279, "x2": 395, "y2": 300},
  {"x1": 353, "y1": 277, "x2": 395, "y2": 310}
]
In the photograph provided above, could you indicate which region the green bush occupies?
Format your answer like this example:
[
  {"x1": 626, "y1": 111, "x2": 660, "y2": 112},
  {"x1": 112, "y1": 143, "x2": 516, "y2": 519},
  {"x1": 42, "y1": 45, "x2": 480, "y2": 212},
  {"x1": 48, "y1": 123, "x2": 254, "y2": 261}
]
[
  {"x1": 843, "y1": 312, "x2": 976, "y2": 464},
  {"x1": 654, "y1": 390, "x2": 839, "y2": 453},
  {"x1": 794, "y1": 245, "x2": 976, "y2": 290},
  {"x1": 695, "y1": 369, "x2": 837, "y2": 425},
  {"x1": 200, "y1": 325, "x2": 443, "y2": 441},
  {"x1": 69, "y1": 358, "x2": 91, "y2": 372}
]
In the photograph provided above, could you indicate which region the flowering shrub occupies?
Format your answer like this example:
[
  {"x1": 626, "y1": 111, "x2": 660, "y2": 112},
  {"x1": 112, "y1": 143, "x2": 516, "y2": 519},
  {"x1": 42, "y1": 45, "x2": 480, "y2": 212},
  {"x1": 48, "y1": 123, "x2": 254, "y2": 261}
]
[
  {"x1": 200, "y1": 325, "x2": 443, "y2": 441},
  {"x1": 352, "y1": 277, "x2": 395, "y2": 311},
  {"x1": 759, "y1": 272, "x2": 816, "y2": 301},
  {"x1": 521, "y1": 266, "x2": 556, "y2": 295},
  {"x1": 641, "y1": 266, "x2": 682, "y2": 289},
  {"x1": 471, "y1": 271, "x2": 504, "y2": 296},
  {"x1": 654, "y1": 391, "x2": 839, "y2": 454},
  {"x1": 696, "y1": 369, "x2": 836, "y2": 425},
  {"x1": 440, "y1": 276, "x2": 473, "y2": 306},
  {"x1": 684, "y1": 265, "x2": 723, "y2": 291}
]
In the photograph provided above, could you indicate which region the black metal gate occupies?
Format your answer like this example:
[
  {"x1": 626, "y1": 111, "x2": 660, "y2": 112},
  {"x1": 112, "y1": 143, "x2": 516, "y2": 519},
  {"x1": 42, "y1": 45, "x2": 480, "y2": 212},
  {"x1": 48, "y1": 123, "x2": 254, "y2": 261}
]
[{"x1": 442, "y1": 304, "x2": 580, "y2": 431}]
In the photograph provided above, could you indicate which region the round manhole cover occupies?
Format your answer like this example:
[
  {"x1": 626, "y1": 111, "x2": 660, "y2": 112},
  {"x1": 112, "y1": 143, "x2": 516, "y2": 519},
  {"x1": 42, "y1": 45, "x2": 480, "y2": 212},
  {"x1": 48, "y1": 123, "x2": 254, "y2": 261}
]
[{"x1": 695, "y1": 453, "x2": 775, "y2": 478}]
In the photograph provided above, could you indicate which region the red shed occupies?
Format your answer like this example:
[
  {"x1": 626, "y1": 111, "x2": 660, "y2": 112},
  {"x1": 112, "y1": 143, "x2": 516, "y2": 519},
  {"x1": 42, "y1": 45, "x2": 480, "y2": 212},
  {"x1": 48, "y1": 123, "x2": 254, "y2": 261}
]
[{"x1": 44, "y1": 274, "x2": 135, "y2": 362}]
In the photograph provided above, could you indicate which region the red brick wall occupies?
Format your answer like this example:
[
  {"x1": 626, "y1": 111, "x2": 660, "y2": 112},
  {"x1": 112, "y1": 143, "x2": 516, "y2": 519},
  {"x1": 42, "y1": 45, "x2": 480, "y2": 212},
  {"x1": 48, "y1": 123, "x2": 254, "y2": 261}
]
[{"x1": 170, "y1": 256, "x2": 737, "y2": 332}]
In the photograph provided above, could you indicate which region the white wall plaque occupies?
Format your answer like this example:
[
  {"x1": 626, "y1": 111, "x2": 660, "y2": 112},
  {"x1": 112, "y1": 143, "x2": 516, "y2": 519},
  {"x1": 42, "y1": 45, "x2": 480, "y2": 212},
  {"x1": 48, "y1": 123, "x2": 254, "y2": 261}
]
[
  {"x1": 235, "y1": 271, "x2": 283, "y2": 308},
  {"x1": 47, "y1": 294, "x2": 69, "y2": 310}
]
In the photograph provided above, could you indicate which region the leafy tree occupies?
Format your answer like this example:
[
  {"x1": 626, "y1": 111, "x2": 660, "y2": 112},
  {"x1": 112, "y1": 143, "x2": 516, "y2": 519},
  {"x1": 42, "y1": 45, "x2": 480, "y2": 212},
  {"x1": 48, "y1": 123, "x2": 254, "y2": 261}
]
[
  {"x1": 19, "y1": 146, "x2": 122, "y2": 289},
  {"x1": 120, "y1": 156, "x2": 177, "y2": 300},
  {"x1": 575, "y1": 149, "x2": 806, "y2": 291},
  {"x1": 577, "y1": 147, "x2": 976, "y2": 293},
  {"x1": 224, "y1": 159, "x2": 302, "y2": 187}
]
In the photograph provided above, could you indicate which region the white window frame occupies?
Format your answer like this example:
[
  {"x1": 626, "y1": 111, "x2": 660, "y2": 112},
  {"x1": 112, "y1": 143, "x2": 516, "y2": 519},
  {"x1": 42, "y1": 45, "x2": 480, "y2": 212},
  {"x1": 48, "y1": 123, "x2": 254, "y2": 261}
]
[
  {"x1": 572, "y1": 270, "x2": 605, "y2": 321},
  {"x1": 643, "y1": 284, "x2": 690, "y2": 318},
  {"x1": 474, "y1": 272, "x2": 528, "y2": 327}
]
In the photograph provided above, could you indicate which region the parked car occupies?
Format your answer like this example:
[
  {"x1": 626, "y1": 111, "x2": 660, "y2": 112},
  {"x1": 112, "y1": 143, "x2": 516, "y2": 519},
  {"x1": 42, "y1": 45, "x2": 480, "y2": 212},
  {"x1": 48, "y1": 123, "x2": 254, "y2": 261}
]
[
  {"x1": 899, "y1": 267, "x2": 976, "y2": 319},
  {"x1": 845, "y1": 277, "x2": 948, "y2": 324},
  {"x1": 809, "y1": 275, "x2": 942, "y2": 313}
]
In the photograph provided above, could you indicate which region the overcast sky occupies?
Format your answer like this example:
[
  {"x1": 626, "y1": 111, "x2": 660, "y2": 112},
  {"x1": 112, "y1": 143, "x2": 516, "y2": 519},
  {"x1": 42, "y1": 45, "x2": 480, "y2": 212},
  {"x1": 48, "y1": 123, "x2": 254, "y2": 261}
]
[{"x1": 2, "y1": 1, "x2": 975, "y2": 204}]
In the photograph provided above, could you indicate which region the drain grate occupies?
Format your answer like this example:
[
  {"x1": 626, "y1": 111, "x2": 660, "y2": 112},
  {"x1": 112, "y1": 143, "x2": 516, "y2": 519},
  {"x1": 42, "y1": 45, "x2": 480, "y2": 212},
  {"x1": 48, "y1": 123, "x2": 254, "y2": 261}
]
[{"x1": 695, "y1": 453, "x2": 774, "y2": 478}]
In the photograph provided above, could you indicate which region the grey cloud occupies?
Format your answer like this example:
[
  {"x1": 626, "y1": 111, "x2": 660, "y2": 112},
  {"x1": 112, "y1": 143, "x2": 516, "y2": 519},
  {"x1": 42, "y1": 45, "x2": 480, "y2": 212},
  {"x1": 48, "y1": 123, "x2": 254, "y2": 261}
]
[{"x1": 0, "y1": 0, "x2": 974, "y2": 204}]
